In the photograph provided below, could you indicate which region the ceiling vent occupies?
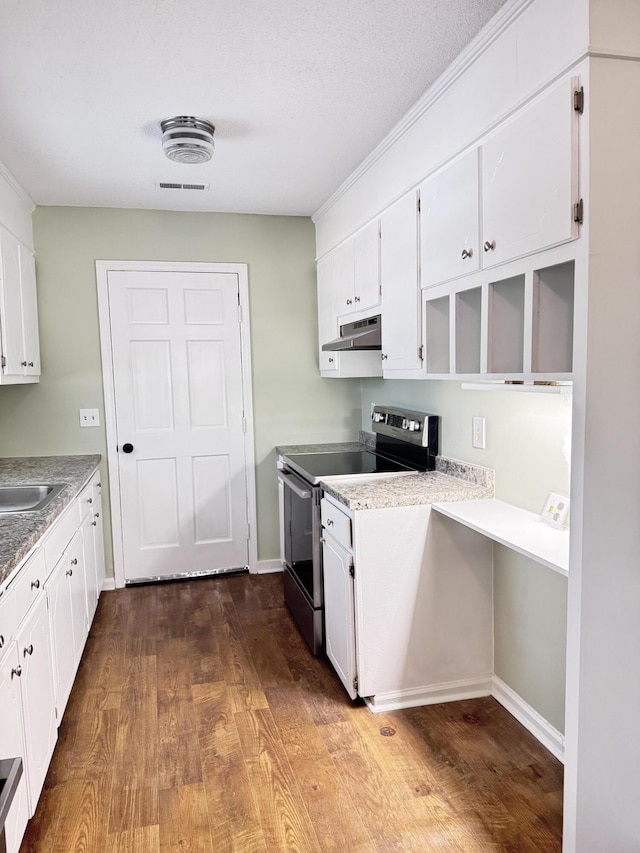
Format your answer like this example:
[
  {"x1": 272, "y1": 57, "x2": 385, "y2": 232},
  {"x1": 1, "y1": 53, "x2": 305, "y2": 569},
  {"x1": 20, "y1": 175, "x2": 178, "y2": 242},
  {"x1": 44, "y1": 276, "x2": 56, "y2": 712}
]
[
  {"x1": 157, "y1": 182, "x2": 210, "y2": 191},
  {"x1": 160, "y1": 116, "x2": 215, "y2": 164}
]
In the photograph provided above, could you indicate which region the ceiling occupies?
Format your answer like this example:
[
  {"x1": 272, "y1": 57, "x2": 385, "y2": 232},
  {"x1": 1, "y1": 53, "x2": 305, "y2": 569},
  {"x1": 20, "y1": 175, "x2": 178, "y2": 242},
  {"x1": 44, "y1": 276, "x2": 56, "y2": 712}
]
[{"x1": 0, "y1": 0, "x2": 506, "y2": 217}]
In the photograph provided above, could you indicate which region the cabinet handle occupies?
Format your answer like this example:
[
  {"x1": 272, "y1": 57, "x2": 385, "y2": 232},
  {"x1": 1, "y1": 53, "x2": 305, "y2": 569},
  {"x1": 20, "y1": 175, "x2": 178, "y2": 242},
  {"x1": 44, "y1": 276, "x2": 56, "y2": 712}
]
[
  {"x1": 461, "y1": 248, "x2": 473, "y2": 259},
  {"x1": 381, "y1": 353, "x2": 388, "y2": 361},
  {"x1": 483, "y1": 240, "x2": 496, "y2": 252},
  {"x1": 92, "y1": 521, "x2": 97, "y2": 526},
  {"x1": 71, "y1": 558, "x2": 78, "y2": 565},
  {"x1": 87, "y1": 497, "x2": 93, "y2": 504},
  {"x1": 346, "y1": 299, "x2": 352, "y2": 306},
  {"x1": 11, "y1": 665, "x2": 22, "y2": 679},
  {"x1": 354, "y1": 296, "x2": 360, "y2": 303},
  {"x1": 21, "y1": 360, "x2": 27, "y2": 367},
  {"x1": 66, "y1": 568, "x2": 73, "y2": 576},
  {"x1": 97, "y1": 482, "x2": 101, "y2": 488},
  {"x1": 0, "y1": 634, "x2": 4, "y2": 649},
  {"x1": 31, "y1": 579, "x2": 40, "y2": 590},
  {"x1": 326, "y1": 518, "x2": 334, "y2": 526},
  {"x1": 328, "y1": 357, "x2": 334, "y2": 364},
  {"x1": 23, "y1": 644, "x2": 33, "y2": 657},
  {"x1": 95, "y1": 512, "x2": 100, "y2": 519},
  {"x1": 28, "y1": 362, "x2": 34, "y2": 367}
]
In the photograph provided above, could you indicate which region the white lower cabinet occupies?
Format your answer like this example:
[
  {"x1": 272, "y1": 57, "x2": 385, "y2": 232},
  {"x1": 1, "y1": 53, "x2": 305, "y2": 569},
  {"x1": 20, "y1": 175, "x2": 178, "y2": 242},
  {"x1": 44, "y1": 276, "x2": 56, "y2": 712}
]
[
  {"x1": 321, "y1": 494, "x2": 494, "y2": 710},
  {"x1": 0, "y1": 466, "x2": 105, "y2": 853}
]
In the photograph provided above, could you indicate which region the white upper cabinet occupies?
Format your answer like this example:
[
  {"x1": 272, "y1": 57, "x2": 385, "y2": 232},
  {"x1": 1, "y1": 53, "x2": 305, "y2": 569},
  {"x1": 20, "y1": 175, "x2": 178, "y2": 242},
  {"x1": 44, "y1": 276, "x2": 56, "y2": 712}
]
[
  {"x1": 0, "y1": 226, "x2": 40, "y2": 384},
  {"x1": 317, "y1": 253, "x2": 340, "y2": 374},
  {"x1": 380, "y1": 191, "x2": 423, "y2": 376},
  {"x1": 481, "y1": 78, "x2": 578, "y2": 268},
  {"x1": 333, "y1": 220, "x2": 381, "y2": 317},
  {"x1": 420, "y1": 150, "x2": 481, "y2": 287}
]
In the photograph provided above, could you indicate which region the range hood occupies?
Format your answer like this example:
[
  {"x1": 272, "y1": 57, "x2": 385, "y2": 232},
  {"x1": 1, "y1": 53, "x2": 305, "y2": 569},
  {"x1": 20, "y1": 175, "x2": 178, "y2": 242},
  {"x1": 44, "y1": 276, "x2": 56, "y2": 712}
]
[{"x1": 322, "y1": 315, "x2": 382, "y2": 351}]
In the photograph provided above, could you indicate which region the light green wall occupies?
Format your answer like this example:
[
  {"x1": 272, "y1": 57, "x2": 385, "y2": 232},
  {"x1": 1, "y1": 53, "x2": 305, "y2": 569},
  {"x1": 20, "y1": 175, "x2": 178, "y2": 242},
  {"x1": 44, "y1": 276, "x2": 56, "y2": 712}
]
[
  {"x1": 360, "y1": 377, "x2": 570, "y2": 732},
  {"x1": 0, "y1": 206, "x2": 361, "y2": 574}
]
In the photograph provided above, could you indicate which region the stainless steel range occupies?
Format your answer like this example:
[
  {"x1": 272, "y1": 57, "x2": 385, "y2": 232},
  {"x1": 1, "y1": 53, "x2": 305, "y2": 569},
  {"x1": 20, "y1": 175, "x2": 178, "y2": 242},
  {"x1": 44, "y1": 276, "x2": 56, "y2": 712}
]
[{"x1": 277, "y1": 405, "x2": 439, "y2": 654}]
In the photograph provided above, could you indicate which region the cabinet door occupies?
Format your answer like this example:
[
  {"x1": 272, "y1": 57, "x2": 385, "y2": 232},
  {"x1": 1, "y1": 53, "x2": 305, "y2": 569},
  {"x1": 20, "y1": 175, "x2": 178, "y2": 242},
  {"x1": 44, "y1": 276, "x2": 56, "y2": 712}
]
[
  {"x1": 420, "y1": 149, "x2": 481, "y2": 287},
  {"x1": 81, "y1": 507, "x2": 99, "y2": 627},
  {"x1": 317, "y1": 254, "x2": 339, "y2": 373},
  {"x1": 18, "y1": 245, "x2": 40, "y2": 377},
  {"x1": 481, "y1": 79, "x2": 577, "y2": 268},
  {"x1": 66, "y1": 532, "x2": 88, "y2": 667},
  {"x1": 16, "y1": 594, "x2": 57, "y2": 815},
  {"x1": 333, "y1": 239, "x2": 355, "y2": 315},
  {"x1": 322, "y1": 534, "x2": 357, "y2": 700},
  {"x1": 380, "y1": 191, "x2": 422, "y2": 374},
  {"x1": 46, "y1": 555, "x2": 77, "y2": 716},
  {"x1": 0, "y1": 227, "x2": 24, "y2": 377},
  {"x1": 0, "y1": 647, "x2": 30, "y2": 853},
  {"x1": 93, "y1": 491, "x2": 105, "y2": 598},
  {"x1": 353, "y1": 220, "x2": 380, "y2": 312}
]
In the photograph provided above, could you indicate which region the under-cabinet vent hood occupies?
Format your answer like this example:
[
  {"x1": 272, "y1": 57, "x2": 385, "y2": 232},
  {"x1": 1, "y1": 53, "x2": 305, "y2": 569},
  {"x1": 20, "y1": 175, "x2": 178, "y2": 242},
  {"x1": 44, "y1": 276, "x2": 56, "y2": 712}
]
[{"x1": 322, "y1": 315, "x2": 382, "y2": 351}]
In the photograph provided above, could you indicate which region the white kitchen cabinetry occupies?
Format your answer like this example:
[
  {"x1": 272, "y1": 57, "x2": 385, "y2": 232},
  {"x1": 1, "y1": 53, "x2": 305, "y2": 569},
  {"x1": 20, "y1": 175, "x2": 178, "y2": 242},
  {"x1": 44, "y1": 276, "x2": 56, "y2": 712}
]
[
  {"x1": 0, "y1": 226, "x2": 40, "y2": 384},
  {"x1": 0, "y1": 466, "x2": 105, "y2": 852},
  {"x1": 481, "y1": 79, "x2": 578, "y2": 270},
  {"x1": 333, "y1": 220, "x2": 381, "y2": 317},
  {"x1": 422, "y1": 249, "x2": 575, "y2": 380},
  {"x1": 420, "y1": 150, "x2": 481, "y2": 288},
  {"x1": 380, "y1": 191, "x2": 423, "y2": 377},
  {"x1": 321, "y1": 494, "x2": 493, "y2": 710}
]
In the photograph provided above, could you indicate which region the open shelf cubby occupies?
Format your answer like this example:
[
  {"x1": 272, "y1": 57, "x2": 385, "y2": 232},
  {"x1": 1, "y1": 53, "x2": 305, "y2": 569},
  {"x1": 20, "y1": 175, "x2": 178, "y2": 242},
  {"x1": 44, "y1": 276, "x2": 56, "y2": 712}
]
[
  {"x1": 425, "y1": 295, "x2": 450, "y2": 373},
  {"x1": 488, "y1": 274, "x2": 525, "y2": 374},
  {"x1": 455, "y1": 286, "x2": 482, "y2": 373},
  {"x1": 531, "y1": 260, "x2": 574, "y2": 373}
]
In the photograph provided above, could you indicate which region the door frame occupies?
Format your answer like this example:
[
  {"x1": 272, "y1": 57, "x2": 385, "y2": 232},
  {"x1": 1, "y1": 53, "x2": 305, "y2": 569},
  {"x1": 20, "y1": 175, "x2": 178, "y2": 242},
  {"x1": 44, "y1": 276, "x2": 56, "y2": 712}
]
[{"x1": 95, "y1": 260, "x2": 258, "y2": 589}]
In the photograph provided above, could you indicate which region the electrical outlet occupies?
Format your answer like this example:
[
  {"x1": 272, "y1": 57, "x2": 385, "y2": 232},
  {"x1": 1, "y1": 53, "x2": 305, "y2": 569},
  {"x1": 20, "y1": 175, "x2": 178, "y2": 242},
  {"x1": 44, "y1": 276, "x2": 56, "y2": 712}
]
[
  {"x1": 472, "y1": 416, "x2": 486, "y2": 449},
  {"x1": 79, "y1": 408, "x2": 100, "y2": 428}
]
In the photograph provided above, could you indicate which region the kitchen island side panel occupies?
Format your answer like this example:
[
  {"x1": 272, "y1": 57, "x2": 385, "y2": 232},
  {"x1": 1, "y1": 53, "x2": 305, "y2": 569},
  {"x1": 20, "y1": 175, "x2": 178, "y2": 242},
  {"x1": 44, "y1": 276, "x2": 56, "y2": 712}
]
[{"x1": 353, "y1": 505, "x2": 493, "y2": 699}]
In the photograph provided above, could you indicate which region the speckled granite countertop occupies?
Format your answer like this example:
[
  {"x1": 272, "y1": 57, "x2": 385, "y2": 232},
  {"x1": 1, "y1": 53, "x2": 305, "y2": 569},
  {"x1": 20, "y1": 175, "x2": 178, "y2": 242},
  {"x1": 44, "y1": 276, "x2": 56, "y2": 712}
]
[
  {"x1": 277, "y1": 430, "x2": 376, "y2": 456},
  {"x1": 0, "y1": 455, "x2": 101, "y2": 587}
]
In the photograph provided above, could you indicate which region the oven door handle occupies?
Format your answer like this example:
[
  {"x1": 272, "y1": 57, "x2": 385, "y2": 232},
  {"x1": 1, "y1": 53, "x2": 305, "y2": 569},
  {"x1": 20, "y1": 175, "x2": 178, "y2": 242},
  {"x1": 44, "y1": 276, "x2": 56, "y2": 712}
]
[{"x1": 278, "y1": 470, "x2": 312, "y2": 499}]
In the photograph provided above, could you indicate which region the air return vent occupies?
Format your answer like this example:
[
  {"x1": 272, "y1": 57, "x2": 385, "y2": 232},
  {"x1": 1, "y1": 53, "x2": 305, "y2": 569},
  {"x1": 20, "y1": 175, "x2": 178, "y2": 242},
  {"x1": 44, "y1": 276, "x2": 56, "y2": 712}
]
[{"x1": 157, "y1": 182, "x2": 209, "y2": 191}]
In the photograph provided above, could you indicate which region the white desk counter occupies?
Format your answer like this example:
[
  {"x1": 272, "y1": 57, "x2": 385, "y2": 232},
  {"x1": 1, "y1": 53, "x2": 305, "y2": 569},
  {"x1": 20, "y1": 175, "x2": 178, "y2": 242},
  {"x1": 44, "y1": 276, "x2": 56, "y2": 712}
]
[{"x1": 432, "y1": 498, "x2": 569, "y2": 576}]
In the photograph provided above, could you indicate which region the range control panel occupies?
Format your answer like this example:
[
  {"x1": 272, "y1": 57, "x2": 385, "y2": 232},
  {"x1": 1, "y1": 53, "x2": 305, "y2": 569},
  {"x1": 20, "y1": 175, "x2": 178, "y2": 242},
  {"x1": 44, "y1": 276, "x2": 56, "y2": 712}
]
[{"x1": 371, "y1": 405, "x2": 439, "y2": 450}]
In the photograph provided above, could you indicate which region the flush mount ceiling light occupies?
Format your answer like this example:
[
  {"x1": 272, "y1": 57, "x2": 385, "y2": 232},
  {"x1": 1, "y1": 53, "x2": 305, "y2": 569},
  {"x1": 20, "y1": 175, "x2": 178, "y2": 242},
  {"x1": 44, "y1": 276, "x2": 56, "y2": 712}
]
[{"x1": 160, "y1": 116, "x2": 215, "y2": 164}]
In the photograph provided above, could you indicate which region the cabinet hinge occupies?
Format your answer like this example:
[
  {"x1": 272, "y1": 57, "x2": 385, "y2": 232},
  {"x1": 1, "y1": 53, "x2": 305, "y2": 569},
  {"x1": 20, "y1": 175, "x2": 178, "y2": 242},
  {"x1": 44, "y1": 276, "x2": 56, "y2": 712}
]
[
  {"x1": 418, "y1": 345, "x2": 424, "y2": 362},
  {"x1": 573, "y1": 86, "x2": 584, "y2": 115},
  {"x1": 573, "y1": 198, "x2": 584, "y2": 225},
  {"x1": 353, "y1": 676, "x2": 358, "y2": 693},
  {"x1": 349, "y1": 565, "x2": 355, "y2": 578}
]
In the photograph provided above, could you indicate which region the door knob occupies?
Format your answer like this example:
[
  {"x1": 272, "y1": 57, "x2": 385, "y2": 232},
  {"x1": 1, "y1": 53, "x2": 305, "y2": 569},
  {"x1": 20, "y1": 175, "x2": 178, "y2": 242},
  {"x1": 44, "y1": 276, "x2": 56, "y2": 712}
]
[{"x1": 122, "y1": 443, "x2": 134, "y2": 453}]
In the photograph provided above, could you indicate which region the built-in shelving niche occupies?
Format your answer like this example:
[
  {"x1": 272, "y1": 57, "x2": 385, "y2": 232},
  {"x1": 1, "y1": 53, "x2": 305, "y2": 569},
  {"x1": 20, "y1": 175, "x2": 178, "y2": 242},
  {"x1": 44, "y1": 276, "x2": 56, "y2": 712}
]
[{"x1": 422, "y1": 258, "x2": 575, "y2": 380}]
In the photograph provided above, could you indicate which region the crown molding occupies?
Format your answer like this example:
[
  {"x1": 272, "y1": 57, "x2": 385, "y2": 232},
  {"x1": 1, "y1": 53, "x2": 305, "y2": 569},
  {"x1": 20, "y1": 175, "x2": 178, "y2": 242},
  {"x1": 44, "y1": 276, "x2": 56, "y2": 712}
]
[
  {"x1": 0, "y1": 157, "x2": 35, "y2": 212},
  {"x1": 312, "y1": 0, "x2": 535, "y2": 223}
]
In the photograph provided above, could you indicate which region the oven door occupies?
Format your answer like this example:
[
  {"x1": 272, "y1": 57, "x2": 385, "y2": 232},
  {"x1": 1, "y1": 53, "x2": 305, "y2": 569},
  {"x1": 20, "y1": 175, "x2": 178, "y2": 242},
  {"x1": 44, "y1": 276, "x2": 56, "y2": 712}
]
[{"x1": 278, "y1": 469, "x2": 322, "y2": 608}]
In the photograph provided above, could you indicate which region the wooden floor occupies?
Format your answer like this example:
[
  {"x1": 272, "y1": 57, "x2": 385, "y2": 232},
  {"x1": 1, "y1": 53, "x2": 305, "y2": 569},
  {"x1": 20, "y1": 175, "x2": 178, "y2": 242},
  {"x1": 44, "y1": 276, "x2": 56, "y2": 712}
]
[{"x1": 20, "y1": 573, "x2": 563, "y2": 852}]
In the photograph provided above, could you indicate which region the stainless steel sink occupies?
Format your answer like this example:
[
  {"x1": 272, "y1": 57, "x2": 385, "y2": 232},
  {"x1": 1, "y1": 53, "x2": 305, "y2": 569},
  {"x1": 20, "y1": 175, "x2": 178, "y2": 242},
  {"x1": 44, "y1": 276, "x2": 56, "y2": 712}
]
[{"x1": 0, "y1": 483, "x2": 66, "y2": 513}]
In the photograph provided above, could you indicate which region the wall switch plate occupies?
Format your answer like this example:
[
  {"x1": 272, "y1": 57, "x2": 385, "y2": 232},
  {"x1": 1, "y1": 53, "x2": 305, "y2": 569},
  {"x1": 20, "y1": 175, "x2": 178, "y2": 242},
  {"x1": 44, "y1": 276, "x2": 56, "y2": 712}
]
[
  {"x1": 472, "y1": 416, "x2": 486, "y2": 449},
  {"x1": 79, "y1": 408, "x2": 100, "y2": 428}
]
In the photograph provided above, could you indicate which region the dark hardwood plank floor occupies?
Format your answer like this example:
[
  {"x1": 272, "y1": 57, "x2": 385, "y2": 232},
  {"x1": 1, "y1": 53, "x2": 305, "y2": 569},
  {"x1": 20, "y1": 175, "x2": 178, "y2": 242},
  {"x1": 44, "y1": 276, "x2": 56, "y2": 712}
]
[{"x1": 20, "y1": 573, "x2": 563, "y2": 852}]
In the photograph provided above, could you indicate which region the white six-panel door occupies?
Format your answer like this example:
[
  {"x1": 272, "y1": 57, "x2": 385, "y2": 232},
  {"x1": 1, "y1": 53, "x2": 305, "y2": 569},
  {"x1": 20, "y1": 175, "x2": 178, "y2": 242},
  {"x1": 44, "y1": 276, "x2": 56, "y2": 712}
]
[{"x1": 103, "y1": 267, "x2": 252, "y2": 584}]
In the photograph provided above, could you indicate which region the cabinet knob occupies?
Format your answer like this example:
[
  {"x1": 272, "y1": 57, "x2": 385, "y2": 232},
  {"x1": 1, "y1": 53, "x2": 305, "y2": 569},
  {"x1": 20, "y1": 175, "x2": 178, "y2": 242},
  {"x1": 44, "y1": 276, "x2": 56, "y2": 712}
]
[
  {"x1": 461, "y1": 248, "x2": 473, "y2": 259},
  {"x1": 95, "y1": 512, "x2": 100, "y2": 518},
  {"x1": 483, "y1": 240, "x2": 496, "y2": 252},
  {"x1": 326, "y1": 518, "x2": 334, "y2": 526},
  {"x1": 328, "y1": 357, "x2": 334, "y2": 364},
  {"x1": 21, "y1": 361, "x2": 27, "y2": 367},
  {"x1": 92, "y1": 521, "x2": 97, "y2": 526},
  {"x1": 97, "y1": 482, "x2": 102, "y2": 488},
  {"x1": 28, "y1": 362, "x2": 34, "y2": 367},
  {"x1": 381, "y1": 353, "x2": 388, "y2": 361},
  {"x1": 31, "y1": 579, "x2": 40, "y2": 590},
  {"x1": 0, "y1": 634, "x2": 4, "y2": 649},
  {"x1": 354, "y1": 296, "x2": 360, "y2": 303},
  {"x1": 66, "y1": 568, "x2": 73, "y2": 576},
  {"x1": 11, "y1": 665, "x2": 22, "y2": 679},
  {"x1": 71, "y1": 558, "x2": 78, "y2": 566},
  {"x1": 346, "y1": 299, "x2": 352, "y2": 306},
  {"x1": 87, "y1": 497, "x2": 93, "y2": 504},
  {"x1": 24, "y1": 644, "x2": 34, "y2": 656}
]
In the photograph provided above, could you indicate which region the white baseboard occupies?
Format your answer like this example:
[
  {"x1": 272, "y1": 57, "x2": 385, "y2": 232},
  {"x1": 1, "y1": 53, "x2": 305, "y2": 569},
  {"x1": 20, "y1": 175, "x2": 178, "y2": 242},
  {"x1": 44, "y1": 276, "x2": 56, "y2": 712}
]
[
  {"x1": 101, "y1": 578, "x2": 116, "y2": 591},
  {"x1": 255, "y1": 559, "x2": 283, "y2": 575},
  {"x1": 364, "y1": 676, "x2": 493, "y2": 713},
  {"x1": 491, "y1": 676, "x2": 564, "y2": 763}
]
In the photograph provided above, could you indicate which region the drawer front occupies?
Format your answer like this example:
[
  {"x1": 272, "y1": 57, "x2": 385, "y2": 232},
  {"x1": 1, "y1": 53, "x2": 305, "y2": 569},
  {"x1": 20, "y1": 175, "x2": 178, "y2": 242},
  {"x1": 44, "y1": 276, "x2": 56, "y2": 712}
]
[
  {"x1": 43, "y1": 498, "x2": 81, "y2": 575},
  {"x1": 321, "y1": 497, "x2": 352, "y2": 550},
  {"x1": 0, "y1": 585, "x2": 18, "y2": 653},
  {"x1": 10, "y1": 548, "x2": 46, "y2": 625}
]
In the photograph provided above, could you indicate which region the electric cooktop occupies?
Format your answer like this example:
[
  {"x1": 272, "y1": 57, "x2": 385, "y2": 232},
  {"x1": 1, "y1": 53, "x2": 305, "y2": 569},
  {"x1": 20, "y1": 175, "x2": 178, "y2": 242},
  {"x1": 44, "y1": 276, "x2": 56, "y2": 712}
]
[{"x1": 284, "y1": 450, "x2": 414, "y2": 484}]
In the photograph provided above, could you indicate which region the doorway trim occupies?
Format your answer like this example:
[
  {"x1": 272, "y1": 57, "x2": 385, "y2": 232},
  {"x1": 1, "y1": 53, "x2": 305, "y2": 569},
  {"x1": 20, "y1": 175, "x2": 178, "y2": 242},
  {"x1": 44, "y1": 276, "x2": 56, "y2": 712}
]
[{"x1": 96, "y1": 259, "x2": 258, "y2": 589}]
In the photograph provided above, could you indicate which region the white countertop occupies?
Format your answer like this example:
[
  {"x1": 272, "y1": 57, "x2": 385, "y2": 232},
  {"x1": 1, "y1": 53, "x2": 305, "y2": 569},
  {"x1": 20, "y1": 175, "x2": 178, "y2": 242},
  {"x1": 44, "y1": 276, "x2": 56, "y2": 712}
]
[{"x1": 432, "y1": 498, "x2": 569, "y2": 575}]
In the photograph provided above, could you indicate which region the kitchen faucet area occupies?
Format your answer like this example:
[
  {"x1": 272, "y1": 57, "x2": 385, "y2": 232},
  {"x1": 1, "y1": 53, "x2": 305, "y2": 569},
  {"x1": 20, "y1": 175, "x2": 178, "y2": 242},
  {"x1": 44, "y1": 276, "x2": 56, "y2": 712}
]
[{"x1": 0, "y1": 0, "x2": 639, "y2": 851}]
